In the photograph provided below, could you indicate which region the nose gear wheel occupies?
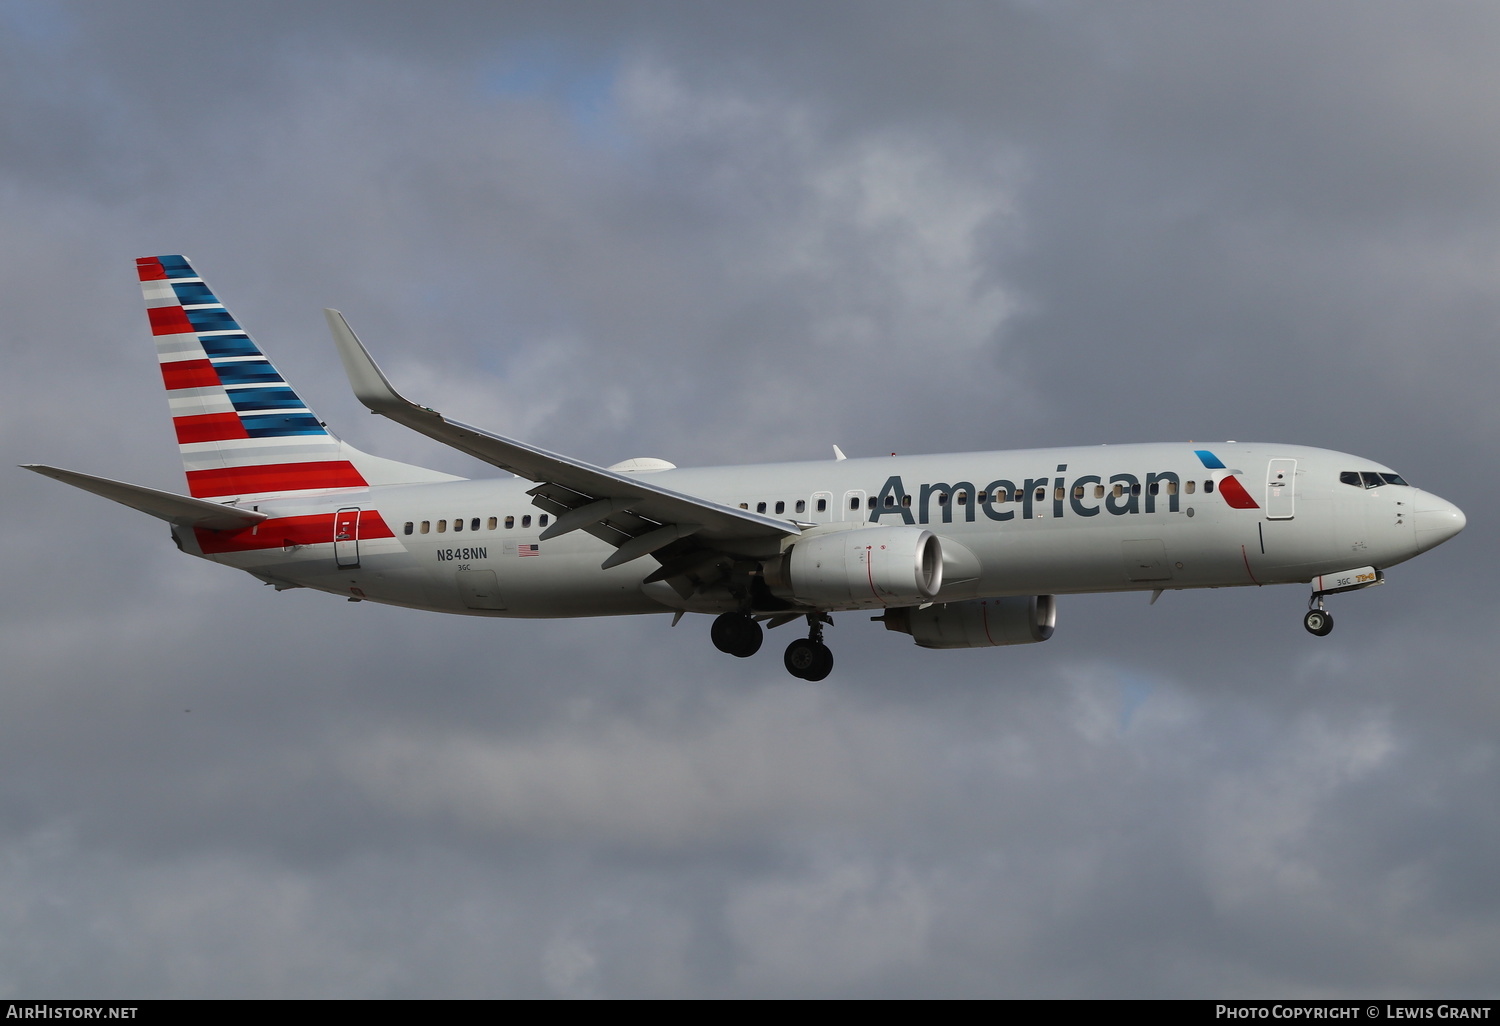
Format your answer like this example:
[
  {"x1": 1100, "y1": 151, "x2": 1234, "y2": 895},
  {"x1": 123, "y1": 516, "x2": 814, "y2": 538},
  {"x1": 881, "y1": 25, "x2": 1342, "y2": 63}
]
[{"x1": 1303, "y1": 590, "x2": 1335, "y2": 637}]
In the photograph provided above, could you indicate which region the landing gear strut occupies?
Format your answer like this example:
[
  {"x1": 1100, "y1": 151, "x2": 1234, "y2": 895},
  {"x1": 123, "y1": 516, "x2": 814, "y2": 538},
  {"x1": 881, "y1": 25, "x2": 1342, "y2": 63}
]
[
  {"x1": 784, "y1": 613, "x2": 834, "y2": 681},
  {"x1": 711, "y1": 612, "x2": 763, "y2": 657}
]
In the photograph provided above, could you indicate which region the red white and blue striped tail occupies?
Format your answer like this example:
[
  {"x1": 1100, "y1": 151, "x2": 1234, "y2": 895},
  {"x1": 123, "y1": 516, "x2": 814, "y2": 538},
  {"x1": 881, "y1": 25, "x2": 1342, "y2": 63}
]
[{"x1": 138, "y1": 254, "x2": 457, "y2": 500}]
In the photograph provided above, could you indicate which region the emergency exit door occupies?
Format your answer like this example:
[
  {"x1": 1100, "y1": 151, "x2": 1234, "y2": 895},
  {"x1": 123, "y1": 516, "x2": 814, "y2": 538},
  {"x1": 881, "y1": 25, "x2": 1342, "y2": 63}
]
[{"x1": 334, "y1": 507, "x2": 362, "y2": 568}]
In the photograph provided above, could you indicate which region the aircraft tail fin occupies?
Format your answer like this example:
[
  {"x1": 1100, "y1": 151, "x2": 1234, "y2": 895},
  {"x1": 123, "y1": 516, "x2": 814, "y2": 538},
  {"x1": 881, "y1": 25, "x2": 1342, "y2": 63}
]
[{"x1": 137, "y1": 255, "x2": 459, "y2": 501}]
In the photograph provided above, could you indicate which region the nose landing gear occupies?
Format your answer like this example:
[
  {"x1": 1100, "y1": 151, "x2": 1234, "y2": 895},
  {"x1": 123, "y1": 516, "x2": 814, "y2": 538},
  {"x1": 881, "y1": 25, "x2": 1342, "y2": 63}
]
[{"x1": 1301, "y1": 566, "x2": 1384, "y2": 636}]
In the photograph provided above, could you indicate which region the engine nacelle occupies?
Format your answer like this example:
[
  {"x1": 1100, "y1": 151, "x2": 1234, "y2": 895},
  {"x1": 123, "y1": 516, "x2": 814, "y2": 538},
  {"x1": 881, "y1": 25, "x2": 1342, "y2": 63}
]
[
  {"x1": 765, "y1": 526, "x2": 943, "y2": 609},
  {"x1": 880, "y1": 596, "x2": 1056, "y2": 649}
]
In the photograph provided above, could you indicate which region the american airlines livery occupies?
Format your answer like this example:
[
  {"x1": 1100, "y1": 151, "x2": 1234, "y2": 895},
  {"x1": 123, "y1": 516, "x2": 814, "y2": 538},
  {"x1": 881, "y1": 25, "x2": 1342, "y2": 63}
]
[{"x1": 24, "y1": 256, "x2": 1467, "y2": 680}]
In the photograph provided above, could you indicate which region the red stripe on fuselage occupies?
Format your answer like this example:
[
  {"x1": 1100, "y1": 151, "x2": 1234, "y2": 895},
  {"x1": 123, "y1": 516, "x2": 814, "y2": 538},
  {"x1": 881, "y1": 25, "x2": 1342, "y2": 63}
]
[
  {"x1": 1217, "y1": 475, "x2": 1261, "y2": 509},
  {"x1": 147, "y1": 305, "x2": 194, "y2": 335},
  {"x1": 195, "y1": 511, "x2": 396, "y2": 555},
  {"x1": 161, "y1": 359, "x2": 220, "y2": 390},
  {"x1": 185, "y1": 460, "x2": 369, "y2": 498},
  {"x1": 173, "y1": 412, "x2": 249, "y2": 444}
]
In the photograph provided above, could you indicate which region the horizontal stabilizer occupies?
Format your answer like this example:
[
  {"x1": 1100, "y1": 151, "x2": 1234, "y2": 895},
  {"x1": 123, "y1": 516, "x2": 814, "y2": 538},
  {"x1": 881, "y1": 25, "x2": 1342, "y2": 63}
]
[{"x1": 21, "y1": 465, "x2": 269, "y2": 531}]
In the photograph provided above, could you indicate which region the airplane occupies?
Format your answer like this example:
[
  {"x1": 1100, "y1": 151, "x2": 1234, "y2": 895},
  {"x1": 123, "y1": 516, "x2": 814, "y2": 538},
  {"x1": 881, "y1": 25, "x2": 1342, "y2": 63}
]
[{"x1": 23, "y1": 255, "x2": 1467, "y2": 680}]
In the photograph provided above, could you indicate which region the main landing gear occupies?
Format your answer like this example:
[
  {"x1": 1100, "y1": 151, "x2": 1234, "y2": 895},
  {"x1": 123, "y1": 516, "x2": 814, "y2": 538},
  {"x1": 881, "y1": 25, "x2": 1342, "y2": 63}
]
[
  {"x1": 710, "y1": 612, "x2": 763, "y2": 658},
  {"x1": 783, "y1": 614, "x2": 834, "y2": 682},
  {"x1": 709, "y1": 611, "x2": 834, "y2": 680}
]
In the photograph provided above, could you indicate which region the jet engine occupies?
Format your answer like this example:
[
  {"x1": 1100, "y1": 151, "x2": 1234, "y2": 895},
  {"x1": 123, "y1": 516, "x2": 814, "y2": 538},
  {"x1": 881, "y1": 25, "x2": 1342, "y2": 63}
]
[
  {"x1": 879, "y1": 595, "x2": 1056, "y2": 649},
  {"x1": 763, "y1": 526, "x2": 943, "y2": 609}
]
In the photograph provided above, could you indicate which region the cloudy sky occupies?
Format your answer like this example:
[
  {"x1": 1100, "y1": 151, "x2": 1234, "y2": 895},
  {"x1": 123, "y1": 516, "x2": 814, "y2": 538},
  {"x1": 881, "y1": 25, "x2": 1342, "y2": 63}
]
[{"x1": 2, "y1": 0, "x2": 1495, "y2": 998}]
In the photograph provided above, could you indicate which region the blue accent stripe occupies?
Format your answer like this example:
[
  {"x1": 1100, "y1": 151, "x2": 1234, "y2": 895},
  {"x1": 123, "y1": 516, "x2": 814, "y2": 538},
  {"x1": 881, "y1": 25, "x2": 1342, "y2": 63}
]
[
  {"x1": 241, "y1": 412, "x2": 327, "y2": 437},
  {"x1": 157, "y1": 255, "x2": 197, "y2": 279},
  {"x1": 1194, "y1": 449, "x2": 1225, "y2": 469},
  {"x1": 225, "y1": 386, "x2": 304, "y2": 411},
  {"x1": 213, "y1": 359, "x2": 284, "y2": 386},
  {"x1": 172, "y1": 282, "x2": 219, "y2": 305},
  {"x1": 198, "y1": 333, "x2": 261, "y2": 359},
  {"x1": 186, "y1": 308, "x2": 242, "y2": 333}
]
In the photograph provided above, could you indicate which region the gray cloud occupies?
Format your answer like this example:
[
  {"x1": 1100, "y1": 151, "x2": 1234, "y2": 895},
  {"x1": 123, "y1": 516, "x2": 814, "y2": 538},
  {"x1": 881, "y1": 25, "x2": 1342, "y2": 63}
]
[{"x1": 1, "y1": 0, "x2": 1494, "y2": 997}]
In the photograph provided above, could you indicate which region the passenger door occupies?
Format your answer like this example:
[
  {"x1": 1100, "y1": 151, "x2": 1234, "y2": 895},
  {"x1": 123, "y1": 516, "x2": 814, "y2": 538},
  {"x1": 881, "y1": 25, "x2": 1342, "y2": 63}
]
[{"x1": 1266, "y1": 459, "x2": 1296, "y2": 520}]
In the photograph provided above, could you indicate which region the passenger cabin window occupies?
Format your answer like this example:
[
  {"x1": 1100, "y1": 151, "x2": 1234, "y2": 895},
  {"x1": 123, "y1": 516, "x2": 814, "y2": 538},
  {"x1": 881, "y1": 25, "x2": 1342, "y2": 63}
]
[
  {"x1": 471, "y1": 518, "x2": 481, "y2": 531},
  {"x1": 795, "y1": 500, "x2": 806, "y2": 514},
  {"x1": 453, "y1": 518, "x2": 463, "y2": 532},
  {"x1": 757, "y1": 502, "x2": 767, "y2": 513},
  {"x1": 404, "y1": 522, "x2": 414, "y2": 535},
  {"x1": 420, "y1": 521, "x2": 430, "y2": 534},
  {"x1": 957, "y1": 492, "x2": 969, "y2": 506},
  {"x1": 539, "y1": 514, "x2": 549, "y2": 526},
  {"x1": 1185, "y1": 481, "x2": 1195, "y2": 494},
  {"x1": 850, "y1": 497, "x2": 860, "y2": 510},
  {"x1": 521, "y1": 515, "x2": 532, "y2": 528},
  {"x1": 775, "y1": 501, "x2": 785, "y2": 514},
  {"x1": 1204, "y1": 480, "x2": 1215, "y2": 493},
  {"x1": 505, "y1": 516, "x2": 514, "y2": 529},
  {"x1": 487, "y1": 517, "x2": 497, "y2": 530},
  {"x1": 437, "y1": 520, "x2": 447, "y2": 533},
  {"x1": 817, "y1": 498, "x2": 827, "y2": 512},
  {"x1": 1094, "y1": 485, "x2": 1105, "y2": 499}
]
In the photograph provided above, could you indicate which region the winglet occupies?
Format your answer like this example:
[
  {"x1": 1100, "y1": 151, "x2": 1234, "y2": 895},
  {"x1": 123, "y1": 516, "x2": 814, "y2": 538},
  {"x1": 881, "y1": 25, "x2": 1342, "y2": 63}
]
[
  {"x1": 324, "y1": 309, "x2": 441, "y2": 424},
  {"x1": 833, "y1": 445, "x2": 847, "y2": 461}
]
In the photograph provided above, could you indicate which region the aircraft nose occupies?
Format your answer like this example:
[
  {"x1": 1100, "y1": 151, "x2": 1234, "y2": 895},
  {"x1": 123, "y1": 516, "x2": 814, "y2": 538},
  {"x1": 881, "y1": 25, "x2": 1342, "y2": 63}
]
[{"x1": 1413, "y1": 493, "x2": 1466, "y2": 553}]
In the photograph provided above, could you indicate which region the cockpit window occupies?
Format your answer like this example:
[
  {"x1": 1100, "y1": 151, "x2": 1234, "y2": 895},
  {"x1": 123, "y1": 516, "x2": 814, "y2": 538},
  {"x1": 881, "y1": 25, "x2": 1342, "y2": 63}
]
[{"x1": 1341, "y1": 470, "x2": 1410, "y2": 489}]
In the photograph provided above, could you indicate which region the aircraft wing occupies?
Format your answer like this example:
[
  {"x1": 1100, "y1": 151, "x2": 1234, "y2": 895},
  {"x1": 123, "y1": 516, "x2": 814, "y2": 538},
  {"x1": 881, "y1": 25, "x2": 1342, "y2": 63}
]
[
  {"x1": 325, "y1": 310, "x2": 799, "y2": 571},
  {"x1": 21, "y1": 465, "x2": 269, "y2": 531}
]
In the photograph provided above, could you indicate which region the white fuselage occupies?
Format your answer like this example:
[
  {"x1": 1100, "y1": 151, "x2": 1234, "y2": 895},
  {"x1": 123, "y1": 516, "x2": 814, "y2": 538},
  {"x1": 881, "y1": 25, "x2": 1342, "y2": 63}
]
[{"x1": 177, "y1": 441, "x2": 1460, "y2": 619}]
